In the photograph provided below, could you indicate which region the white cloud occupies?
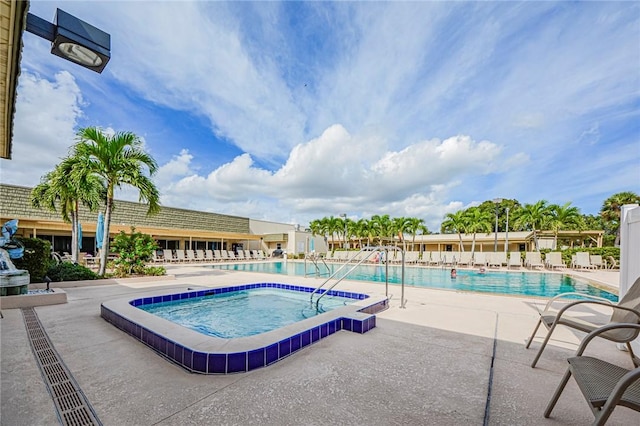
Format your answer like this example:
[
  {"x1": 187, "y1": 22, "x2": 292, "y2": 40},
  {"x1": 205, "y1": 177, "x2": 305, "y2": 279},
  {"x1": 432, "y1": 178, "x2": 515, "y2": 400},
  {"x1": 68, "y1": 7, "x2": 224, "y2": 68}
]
[{"x1": 0, "y1": 71, "x2": 82, "y2": 185}]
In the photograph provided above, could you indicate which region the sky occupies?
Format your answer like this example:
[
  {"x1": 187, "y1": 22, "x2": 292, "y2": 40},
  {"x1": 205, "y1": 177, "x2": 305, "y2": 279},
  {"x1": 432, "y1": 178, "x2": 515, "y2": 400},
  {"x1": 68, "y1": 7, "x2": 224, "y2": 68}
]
[{"x1": 1, "y1": 1, "x2": 639, "y2": 232}]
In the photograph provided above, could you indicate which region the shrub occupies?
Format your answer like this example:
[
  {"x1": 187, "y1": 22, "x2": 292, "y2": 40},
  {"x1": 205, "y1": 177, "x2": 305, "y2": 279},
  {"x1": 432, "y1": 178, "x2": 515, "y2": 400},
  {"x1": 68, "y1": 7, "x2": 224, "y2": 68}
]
[
  {"x1": 46, "y1": 262, "x2": 99, "y2": 282},
  {"x1": 110, "y1": 227, "x2": 158, "y2": 276},
  {"x1": 143, "y1": 266, "x2": 166, "y2": 276},
  {"x1": 12, "y1": 238, "x2": 53, "y2": 283}
]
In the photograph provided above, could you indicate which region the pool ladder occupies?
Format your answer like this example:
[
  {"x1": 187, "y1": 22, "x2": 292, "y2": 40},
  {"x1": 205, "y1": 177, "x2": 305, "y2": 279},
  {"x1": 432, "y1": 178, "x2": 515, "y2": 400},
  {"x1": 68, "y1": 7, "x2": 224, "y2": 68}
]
[
  {"x1": 303, "y1": 252, "x2": 331, "y2": 278},
  {"x1": 309, "y1": 246, "x2": 407, "y2": 311}
]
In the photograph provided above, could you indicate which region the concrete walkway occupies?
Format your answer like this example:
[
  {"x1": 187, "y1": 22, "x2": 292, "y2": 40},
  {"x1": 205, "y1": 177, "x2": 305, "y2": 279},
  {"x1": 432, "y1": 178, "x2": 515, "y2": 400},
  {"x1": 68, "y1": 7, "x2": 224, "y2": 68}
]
[{"x1": 1, "y1": 266, "x2": 637, "y2": 425}]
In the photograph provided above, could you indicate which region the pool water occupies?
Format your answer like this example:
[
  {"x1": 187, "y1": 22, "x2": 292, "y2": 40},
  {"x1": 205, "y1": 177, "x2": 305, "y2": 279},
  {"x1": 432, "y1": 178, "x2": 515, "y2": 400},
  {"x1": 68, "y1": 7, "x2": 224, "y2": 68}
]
[
  {"x1": 210, "y1": 261, "x2": 618, "y2": 301},
  {"x1": 139, "y1": 288, "x2": 354, "y2": 338}
]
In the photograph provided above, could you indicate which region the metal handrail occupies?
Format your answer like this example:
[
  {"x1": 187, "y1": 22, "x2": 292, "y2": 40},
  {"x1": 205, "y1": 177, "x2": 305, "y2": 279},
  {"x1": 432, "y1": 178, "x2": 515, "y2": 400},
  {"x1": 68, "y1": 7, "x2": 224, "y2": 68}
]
[
  {"x1": 303, "y1": 252, "x2": 331, "y2": 278},
  {"x1": 310, "y1": 245, "x2": 407, "y2": 310}
]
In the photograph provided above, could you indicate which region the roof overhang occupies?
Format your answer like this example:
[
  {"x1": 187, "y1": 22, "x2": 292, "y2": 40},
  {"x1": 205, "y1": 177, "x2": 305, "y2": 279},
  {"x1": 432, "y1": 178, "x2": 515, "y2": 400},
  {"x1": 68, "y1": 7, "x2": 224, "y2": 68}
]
[{"x1": 0, "y1": 0, "x2": 28, "y2": 159}]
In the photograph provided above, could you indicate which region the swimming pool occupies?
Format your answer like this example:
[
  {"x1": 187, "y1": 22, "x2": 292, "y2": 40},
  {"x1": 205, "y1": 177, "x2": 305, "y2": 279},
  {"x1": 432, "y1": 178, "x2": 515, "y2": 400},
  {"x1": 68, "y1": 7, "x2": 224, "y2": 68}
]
[
  {"x1": 209, "y1": 261, "x2": 618, "y2": 301},
  {"x1": 101, "y1": 283, "x2": 388, "y2": 374},
  {"x1": 139, "y1": 287, "x2": 356, "y2": 338}
]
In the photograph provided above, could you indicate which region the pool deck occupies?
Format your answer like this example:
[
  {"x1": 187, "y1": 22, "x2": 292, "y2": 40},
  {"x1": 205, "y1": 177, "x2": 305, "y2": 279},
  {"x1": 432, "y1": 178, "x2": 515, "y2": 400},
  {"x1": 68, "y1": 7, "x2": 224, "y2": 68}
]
[{"x1": 1, "y1": 264, "x2": 637, "y2": 425}]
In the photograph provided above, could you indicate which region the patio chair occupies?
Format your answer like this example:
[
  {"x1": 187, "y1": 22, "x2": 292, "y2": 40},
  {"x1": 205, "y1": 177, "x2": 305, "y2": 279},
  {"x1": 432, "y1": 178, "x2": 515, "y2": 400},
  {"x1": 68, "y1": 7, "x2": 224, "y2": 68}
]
[
  {"x1": 545, "y1": 252, "x2": 565, "y2": 270},
  {"x1": 590, "y1": 255, "x2": 605, "y2": 269},
  {"x1": 204, "y1": 249, "x2": 214, "y2": 262},
  {"x1": 196, "y1": 249, "x2": 206, "y2": 262},
  {"x1": 457, "y1": 252, "x2": 473, "y2": 267},
  {"x1": 418, "y1": 251, "x2": 431, "y2": 265},
  {"x1": 163, "y1": 249, "x2": 175, "y2": 263},
  {"x1": 185, "y1": 250, "x2": 197, "y2": 262},
  {"x1": 175, "y1": 250, "x2": 186, "y2": 262},
  {"x1": 526, "y1": 276, "x2": 640, "y2": 368},
  {"x1": 236, "y1": 250, "x2": 245, "y2": 260},
  {"x1": 488, "y1": 252, "x2": 507, "y2": 268},
  {"x1": 575, "y1": 252, "x2": 596, "y2": 270},
  {"x1": 507, "y1": 251, "x2": 521, "y2": 269},
  {"x1": 544, "y1": 323, "x2": 640, "y2": 425},
  {"x1": 473, "y1": 252, "x2": 487, "y2": 268},
  {"x1": 525, "y1": 251, "x2": 544, "y2": 269}
]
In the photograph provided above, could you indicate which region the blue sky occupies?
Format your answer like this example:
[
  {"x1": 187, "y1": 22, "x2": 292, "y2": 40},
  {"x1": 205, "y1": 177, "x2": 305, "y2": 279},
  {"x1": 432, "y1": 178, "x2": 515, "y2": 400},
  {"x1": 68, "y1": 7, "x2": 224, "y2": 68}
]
[{"x1": 1, "y1": 1, "x2": 638, "y2": 231}]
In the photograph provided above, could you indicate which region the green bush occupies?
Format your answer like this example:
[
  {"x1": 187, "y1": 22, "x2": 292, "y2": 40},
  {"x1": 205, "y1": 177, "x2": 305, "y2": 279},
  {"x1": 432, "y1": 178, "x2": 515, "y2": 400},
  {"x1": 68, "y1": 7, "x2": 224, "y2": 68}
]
[
  {"x1": 110, "y1": 227, "x2": 158, "y2": 276},
  {"x1": 46, "y1": 262, "x2": 99, "y2": 282},
  {"x1": 143, "y1": 266, "x2": 166, "y2": 276},
  {"x1": 12, "y1": 238, "x2": 53, "y2": 283}
]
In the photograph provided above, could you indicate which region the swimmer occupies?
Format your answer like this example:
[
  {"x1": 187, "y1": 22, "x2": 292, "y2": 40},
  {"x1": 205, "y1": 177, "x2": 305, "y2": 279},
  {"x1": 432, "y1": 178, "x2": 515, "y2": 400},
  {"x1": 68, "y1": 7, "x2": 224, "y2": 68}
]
[
  {"x1": 450, "y1": 268, "x2": 457, "y2": 279},
  {"x1": 478, "y1": 267, "x2": 486, "y2": 274}
]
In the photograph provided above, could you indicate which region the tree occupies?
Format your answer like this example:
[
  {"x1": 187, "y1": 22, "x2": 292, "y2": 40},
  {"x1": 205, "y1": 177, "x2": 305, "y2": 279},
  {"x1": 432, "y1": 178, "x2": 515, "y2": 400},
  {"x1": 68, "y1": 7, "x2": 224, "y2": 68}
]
[
  {"x1": 463, "y1": 207, "x2": 493, "y2": 255},
  {"x1": 111, "y1": 227, "x2": 158, "y2": 276},
  {"x1": 73, "y1": 127, "x2": 160, "y2": 275},
  {"x1": 405, "y1": 217, "x2": 428, "y2": 251},
  {"x1": 392, "y1": 216, "x2": 412, "y2": 251},
  {"x1": 512, "y1": 200, "x2": 550, "y2": 251},
  {"x1": 601, "y1": 191, "x2": 640, "y2": 246},
  {"x1": 370, "y1": 214, "x2": 393, "y2": 246},
  {"x1": 548, "y1": 202, "x2": 583, "y2": 249},
  {"x1": 441, "y1": 210, "x2": 467, "y2": 252},
  {"x1": 31, "y1": 156, "x2": 104, "y2": 263}
]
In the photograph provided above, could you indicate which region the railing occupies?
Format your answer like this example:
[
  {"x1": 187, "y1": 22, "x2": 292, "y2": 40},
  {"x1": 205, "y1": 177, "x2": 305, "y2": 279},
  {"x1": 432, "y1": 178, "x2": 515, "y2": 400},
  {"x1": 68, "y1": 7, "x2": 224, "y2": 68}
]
[
  {"x1": 303, "y1": 252, "x2": 331, "y2": 278},
  {"x1": 310, "y1": 246, "x2": 407, "y2": 311}
]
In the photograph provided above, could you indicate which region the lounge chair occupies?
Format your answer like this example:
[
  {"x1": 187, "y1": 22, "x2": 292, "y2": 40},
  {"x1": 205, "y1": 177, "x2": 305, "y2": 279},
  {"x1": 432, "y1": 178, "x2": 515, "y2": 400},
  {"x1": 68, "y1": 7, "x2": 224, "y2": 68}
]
[
  {"x1": 589, "y1": 254, "x2": 605, "y2": 269},
  {"x1": 457, "y1": 252, "x2": 473, "y2": 267},
  {"x1": 508, "y1": 251, "x2": 522, "y2": 269},
  {"x1": 236, "y1": 250, "x2": 245, "y2": 260},
  {"x1": 544, "y1": 323, "x2": 640, "y2": 425},
  {"x1": 205, "y1": 250, "x2": 214, "y2": 262},
  {"x1": 220, "y1": 250, "x2": 229, "y2": 261},
  {"x1": 607, "y1": 255, "x2": 618, "y2": 270},
  {"x1": 163, "y1": 249, "x2": 175, "y2": 263},
  {"x1": 418, "y1": 251, "x2": 431, "y2": 265},
  {"x1": 429, "y1": 252, "x2": 442, "y2": 266},
  {"x1": 196, "y1": 249, "x2": 206, "y2": 262},
  {"x1": 244, "y1": 250, "x2": 253, "y2": 260},
  {"x1": 488, "y1": 252, "x2": 507, "y2": 268},
  {"x1": 404, "y1": 251, "x2": 419, "y2": 264},
  {"x1": 185, "y1": 250, "x2": 197, "y2": 262},
  {"x1": 525, "y1": 251, "x2": 544, "y2": 269},
  {"x1": 441, "y1": 252, "x2": 456, "y2": 267},
  {"x1": 472, "y1": 252, "x2": 487, "y2": 268},
  {"x1": 526, "y1": 276, "x2": 640, "y2": 368},
  {"x1": 574, "y1": 252, "x2": 596, "y2": 270},
  {"x1": 174, "y1": 250, "x2": 186, "y2": 262},
  {"x1": 545, "y1": 252, "x2": 565, "y2": 270},
  {"x1": 228, "y1": 251, "x2": 237, "y2": 261}
]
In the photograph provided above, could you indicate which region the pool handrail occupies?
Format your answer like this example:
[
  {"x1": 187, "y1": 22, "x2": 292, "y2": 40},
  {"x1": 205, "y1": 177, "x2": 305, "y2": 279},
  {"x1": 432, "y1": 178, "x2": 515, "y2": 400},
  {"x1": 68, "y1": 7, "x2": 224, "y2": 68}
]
[{"x1": 311, "y1": 246, "x2": 406, "y2": 310}]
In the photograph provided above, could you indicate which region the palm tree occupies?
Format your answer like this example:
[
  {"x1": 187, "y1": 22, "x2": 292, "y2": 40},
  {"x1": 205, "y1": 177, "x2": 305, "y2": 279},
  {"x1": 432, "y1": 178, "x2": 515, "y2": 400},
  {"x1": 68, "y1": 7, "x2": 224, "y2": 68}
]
[
  {"x1": 441, "y1": 210, "x2": 467, "y2": 252},
  {"x1": 463, "y1": 207, "x2": 493, "y2": 255},
  {"x1": 405, "y1": 217, "x2": 427, "y2": 251},
  {"x1": 31, "y1": 156, "x2": 104, "y2": 263},
  {"x1": 548, "y1": 202, "x2": 583, "y2": 249},
  {"x1": 73, "y1": 127, "x2": 160, "y2": 275},
  {"x1": 352, "y1": 218, "x2": 370, "y2": 249},
  {"x1": 513, "y1": 200, "x2": 550, "y2": 251},
  {"x1": 601, "y1": 191, "x2": 640, "y2": 246},
  {"x1": 370, "y1": 214, "x2": 393, "y2": 246},
  {"x1": 392, "y1": 216, "x2": 412, "y2": 252}
]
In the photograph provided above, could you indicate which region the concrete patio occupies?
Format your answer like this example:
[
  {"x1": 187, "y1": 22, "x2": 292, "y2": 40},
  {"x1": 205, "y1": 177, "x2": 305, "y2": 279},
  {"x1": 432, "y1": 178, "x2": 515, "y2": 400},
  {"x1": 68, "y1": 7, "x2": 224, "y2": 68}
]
[{"x1": 1, "y1": 265, "x2": 637, "y2": 425}]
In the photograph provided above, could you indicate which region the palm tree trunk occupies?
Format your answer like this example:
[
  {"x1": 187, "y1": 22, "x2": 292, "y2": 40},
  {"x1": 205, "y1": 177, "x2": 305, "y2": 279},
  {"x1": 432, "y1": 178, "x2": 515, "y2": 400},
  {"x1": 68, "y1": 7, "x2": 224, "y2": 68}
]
[
  {"x1": 458, "y1": 233, "x2": 465, "y2": 252},
  {"x1": 98, "y1": 195, "x2": 114, "y2": 275}
]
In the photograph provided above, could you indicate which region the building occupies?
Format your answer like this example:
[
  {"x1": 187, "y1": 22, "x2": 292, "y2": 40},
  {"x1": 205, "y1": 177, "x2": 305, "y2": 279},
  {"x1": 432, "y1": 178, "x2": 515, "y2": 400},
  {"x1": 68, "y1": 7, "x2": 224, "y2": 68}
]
[{"x1": 0, "y1": 184, "x2": 328, "y2": 257}]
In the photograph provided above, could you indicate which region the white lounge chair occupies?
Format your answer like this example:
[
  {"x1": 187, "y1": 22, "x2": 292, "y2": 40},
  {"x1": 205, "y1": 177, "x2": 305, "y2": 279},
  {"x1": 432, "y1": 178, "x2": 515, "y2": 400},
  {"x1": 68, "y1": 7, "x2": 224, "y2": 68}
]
[
  {"x1": 205, "y1": 249, "x2": 215, "y2": 262},
  {"x1": 162, "y1": 249, "x2": 175, "y2": 263},
  {"x1": 175, "y1": 250, "x2": 186, "y2": 262},
  {"x1": 457, "y1": 252, "x2": 473, "y2": 267},
  {"x1": 196, "y1": 249, "x2": 206, "y2": 262},
  {"x1": 545, "y1": 252, "x2": 565, "y2": 270},
  {"x1": 589, "y1": 254, "x2": 605, "y2": 269},
  {"x1": 472, "y1": 252, "x2": 487, "y2": 267},
  {"x1": 508, "y1": 251, "x2": 522, "y2": 269},
  {"x1": 575, "y1": 252, "x2": 596, "y2": 270},
  {"x1": 488, "y1": 252, "x2": 507, "y2": 268},
  {"x1": 525, "y1": 251, "x2": 544, "y2": 269}
]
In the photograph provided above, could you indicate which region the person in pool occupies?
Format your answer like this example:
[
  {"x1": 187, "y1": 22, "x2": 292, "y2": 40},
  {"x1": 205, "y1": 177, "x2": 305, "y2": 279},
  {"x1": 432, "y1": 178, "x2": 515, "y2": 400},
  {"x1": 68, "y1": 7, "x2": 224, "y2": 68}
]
[
  {"x1": 450, "y1": 268, "x2": 457, "y2": 279},
  {"x1": 478, "y1": 267, "x2": 486, "y2": 274}
]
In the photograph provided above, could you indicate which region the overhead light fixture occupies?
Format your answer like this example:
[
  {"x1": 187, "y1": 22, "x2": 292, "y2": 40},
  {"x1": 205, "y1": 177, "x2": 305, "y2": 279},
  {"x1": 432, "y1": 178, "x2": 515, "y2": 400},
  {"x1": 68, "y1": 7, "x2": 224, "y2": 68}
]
[{"x1": 25, "y1": 8, "x2": 110, "y2": 73}]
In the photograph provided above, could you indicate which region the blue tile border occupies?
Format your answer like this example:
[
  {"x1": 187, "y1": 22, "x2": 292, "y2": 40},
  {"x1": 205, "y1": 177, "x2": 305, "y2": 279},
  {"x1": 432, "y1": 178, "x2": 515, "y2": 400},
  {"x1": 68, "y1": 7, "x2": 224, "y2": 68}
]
[{"x1": 101, "y1": 282, "x2": 389, "y2": 374}]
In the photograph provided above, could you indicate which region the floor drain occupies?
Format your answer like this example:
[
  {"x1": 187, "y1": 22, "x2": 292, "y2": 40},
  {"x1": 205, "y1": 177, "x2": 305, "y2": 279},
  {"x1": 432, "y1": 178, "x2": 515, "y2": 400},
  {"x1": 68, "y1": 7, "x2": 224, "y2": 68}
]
[{"x1": 22, "y1": 308, "x2": 102, "y2": 426}]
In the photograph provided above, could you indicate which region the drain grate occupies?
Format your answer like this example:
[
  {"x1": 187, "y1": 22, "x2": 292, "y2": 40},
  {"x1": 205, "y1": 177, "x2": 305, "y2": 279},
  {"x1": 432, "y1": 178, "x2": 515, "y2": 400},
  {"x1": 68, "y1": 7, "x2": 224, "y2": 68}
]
[{"x1": 22, "y1": 308, "x2": 102, "y2": 426}]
